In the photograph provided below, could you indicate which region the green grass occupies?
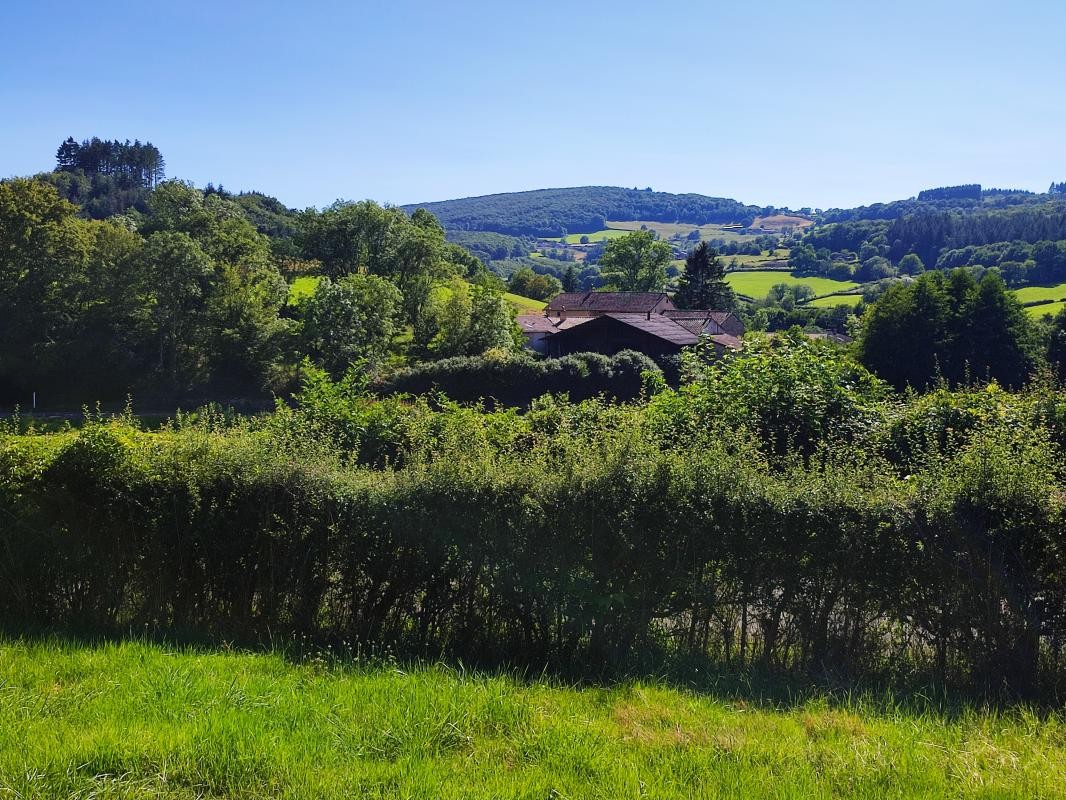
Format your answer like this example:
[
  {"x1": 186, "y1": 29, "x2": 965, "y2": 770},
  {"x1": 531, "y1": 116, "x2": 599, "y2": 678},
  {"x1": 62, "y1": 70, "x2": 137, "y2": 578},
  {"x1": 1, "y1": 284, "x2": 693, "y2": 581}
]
[
  {"x1": 1026, "y1": 300, "x2": 1066, "y2": 319},
  {"x1": 546, "y1": 229, "x2": 631, "y2": 244},
  {"x1": 725, "y1": 271, "x2": 859, "y2": 299},
  {"x1": 287, "y1": 275, "x2": 321, "y2": 303},
  {"x1": 1014, "y1": 282, "x2": 1066, "y2": 305},
  {"x1": 606, "y1": 220, "x2": 752, "y2": 244},
  {"x1": 806, "y1": 293, "x2": 864, "y2": 308},
  {"x1": 2, "y1": 640, "x2": 1063, "y2": 799},
  {"x1": 502, "y1": 291, "x2": 546, "y2": 312}
]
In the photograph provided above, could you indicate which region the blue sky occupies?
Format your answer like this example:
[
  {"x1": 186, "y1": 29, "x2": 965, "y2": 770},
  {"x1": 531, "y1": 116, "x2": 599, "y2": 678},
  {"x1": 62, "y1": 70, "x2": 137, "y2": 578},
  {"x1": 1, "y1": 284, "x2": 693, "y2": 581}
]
[{"x1": 2, "y1": 0, "x2": 1064, "y2": 210}]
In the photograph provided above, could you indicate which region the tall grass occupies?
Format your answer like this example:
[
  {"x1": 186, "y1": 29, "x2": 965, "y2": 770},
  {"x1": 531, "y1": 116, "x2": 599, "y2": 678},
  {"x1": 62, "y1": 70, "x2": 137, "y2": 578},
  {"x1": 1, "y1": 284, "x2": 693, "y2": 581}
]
[{"x1": 1, "y1": 638, "x2": 1063, "y2": 799}]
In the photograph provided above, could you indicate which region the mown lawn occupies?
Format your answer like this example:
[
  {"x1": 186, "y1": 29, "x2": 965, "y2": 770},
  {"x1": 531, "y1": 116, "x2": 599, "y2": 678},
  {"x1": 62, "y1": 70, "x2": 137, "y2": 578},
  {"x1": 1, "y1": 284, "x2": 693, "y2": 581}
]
[
  {"x1": 2, "y1": 639, "x2": 1064, "y2": 799},
  {"x1": 806, "y1": 293, "x2": 864, "y2": 308},
  {"x1": 726, "y1": 270, "x2": 859, "y2": 299}
]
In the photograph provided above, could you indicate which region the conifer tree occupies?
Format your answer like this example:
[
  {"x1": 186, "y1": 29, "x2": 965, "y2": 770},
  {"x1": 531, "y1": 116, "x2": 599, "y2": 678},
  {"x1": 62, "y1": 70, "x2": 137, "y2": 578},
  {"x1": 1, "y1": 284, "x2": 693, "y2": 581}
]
[{"x1": 674, "y1": 241, "x2": 735, "y2": 310}]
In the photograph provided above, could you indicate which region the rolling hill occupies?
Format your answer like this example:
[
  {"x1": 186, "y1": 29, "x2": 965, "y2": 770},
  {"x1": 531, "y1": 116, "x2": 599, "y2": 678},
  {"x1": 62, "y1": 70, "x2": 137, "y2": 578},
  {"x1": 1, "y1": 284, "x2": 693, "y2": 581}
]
[{"x1": 403, "y1": 186, "x2": 768, "y2": 237}]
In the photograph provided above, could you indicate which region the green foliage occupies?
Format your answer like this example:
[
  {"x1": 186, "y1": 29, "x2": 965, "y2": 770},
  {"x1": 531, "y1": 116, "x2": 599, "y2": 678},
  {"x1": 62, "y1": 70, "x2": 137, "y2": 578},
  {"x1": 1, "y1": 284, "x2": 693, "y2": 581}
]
[
  {"x1": 383, "y1": 349, "x2": 660, "y2": 406},
  {"x1": 859, "y1": 269, "x2": 1041, "y2": 389},
  {"x1": 598, "y1": 230, "x2": 672, "y2": 291},
  {"x1": 674, "y1": 241, "x2": 735, "y2": 310},
  {"x1": 506, "y1": 266, "x2": 561, "y2": 301},
  {"x1": 297, "y1": 274, "x2": 403, "y2": 376},
  {"x1": 403, "y1": 186, "x2": 762, "y2": 237},
  {"x1": 4, "y1": 641, "x2": 1065, "y2": 800}
]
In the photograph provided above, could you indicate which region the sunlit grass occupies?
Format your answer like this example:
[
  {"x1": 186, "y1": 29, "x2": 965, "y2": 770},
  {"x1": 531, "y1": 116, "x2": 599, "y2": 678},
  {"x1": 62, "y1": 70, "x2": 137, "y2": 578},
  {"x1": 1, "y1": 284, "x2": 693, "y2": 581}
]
[
  {"x1": 1026, "y1": 299, "x2": 1066, "y2": 319},
  {"x1": 726, "y1": 270, "x2": 859, "y2": 299},
  {"x1": 2, "y1": 639, "x2": 1063, "y2": 799}
]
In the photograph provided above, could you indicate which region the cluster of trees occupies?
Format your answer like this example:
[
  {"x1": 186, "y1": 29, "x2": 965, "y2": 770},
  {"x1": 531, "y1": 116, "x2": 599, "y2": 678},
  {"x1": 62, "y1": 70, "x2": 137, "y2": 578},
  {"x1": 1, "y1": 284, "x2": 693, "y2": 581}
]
[
  {"x1": 55, "y1": 136, "x2": 166, "y2": 188},
  {"x1": 935, "y1": 239, "x2": 1066, "y2": 286},
  {"x1": 403, "y1": 186, "x2": 766, "y2": 237},
  {"x1": 857, "y1": 270, "x2": 1045, "y2": 389},
  {"x1": 0, "y1": 175, "x2": 521, "y2": 405},
  {"x1": 5, "y1": 336, "x2": 1066, "y2": 697},
  {"x1": 917, "y1": 184, "x2": 982, "y2": 202},
  {"x1": 506, "y1": 267, "x2": 561, "y2": 300}
]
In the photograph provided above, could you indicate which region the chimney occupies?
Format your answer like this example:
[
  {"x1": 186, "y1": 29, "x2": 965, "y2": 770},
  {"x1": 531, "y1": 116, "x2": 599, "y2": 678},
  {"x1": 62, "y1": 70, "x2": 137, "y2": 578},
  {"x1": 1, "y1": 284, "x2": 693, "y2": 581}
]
[
  {"x1": 560, "y1": 307, "x2": 567, "y2": 322},
  {"x1": 647, "y1": 310, "x2": 651, "y2": 320}
]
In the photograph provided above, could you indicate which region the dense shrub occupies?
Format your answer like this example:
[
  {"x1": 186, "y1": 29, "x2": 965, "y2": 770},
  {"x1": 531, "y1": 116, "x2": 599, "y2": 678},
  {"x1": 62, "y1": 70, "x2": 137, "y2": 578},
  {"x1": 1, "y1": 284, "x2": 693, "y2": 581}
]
[
  {"x1": 2, "y1": 376, "x2": 1065, "y2": 697},
  {"x1": 380, "y1": 349, "x2": 660, "y2": 406}
]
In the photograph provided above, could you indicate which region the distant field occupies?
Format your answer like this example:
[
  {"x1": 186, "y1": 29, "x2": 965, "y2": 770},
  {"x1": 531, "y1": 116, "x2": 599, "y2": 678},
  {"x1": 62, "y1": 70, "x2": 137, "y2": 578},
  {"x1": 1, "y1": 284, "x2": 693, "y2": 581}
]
[
  {"x1": 726, "y1": 271, "x2": 859, "y2": 299},
  {"x1": 288, "y1": 275, "x2": 321, "y2": 302},
  {"x1": 3, "y1": 640, "x2": 1063, "y2": 800},
  {"x1": 1026, "y1": 300, "x2": 1066, "y2": 319},
  {"x1": 753, "y1": 214, "x2": 814, "y2": 232},
  {"x1": 606, "y1": 220, "x2": 751, "y2": 243},
  {"x1": 806, "y1": 293, "x2": 864, "y2": 308},
  {"x1": 1014, "y1": 283, "x2": 1066, "y2": 304},
  {"x1": 546, "y1": 229, "x2": 630, "y2": 244}
]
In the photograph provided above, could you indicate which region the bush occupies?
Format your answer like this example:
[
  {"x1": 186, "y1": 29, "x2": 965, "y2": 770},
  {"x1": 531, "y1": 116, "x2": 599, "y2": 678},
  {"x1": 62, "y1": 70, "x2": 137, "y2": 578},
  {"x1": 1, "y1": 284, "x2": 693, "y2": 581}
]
[{"x1": 381, "y1": 350, "x2": 660, "y2": 406}]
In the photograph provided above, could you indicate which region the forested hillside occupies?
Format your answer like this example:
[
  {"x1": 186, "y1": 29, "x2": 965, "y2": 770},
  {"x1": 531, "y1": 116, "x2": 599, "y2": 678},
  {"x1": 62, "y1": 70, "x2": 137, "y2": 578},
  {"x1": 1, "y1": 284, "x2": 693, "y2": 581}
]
[{"x1": 403, "y1": 186, "x2": 766, "y2": 237}]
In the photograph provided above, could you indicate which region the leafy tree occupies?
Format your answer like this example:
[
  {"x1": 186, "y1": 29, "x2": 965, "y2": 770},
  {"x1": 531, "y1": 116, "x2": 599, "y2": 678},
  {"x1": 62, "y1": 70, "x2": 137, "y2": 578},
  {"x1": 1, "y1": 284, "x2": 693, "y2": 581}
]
[
  {"x1": 507, "y1": 267, "x2": 561, "y2": 301},
  {"x1": 598, "y1": 230, "x2": 671, "y2": 291},
  {"x1": 1048, "y1": 307, "x2": 1066, "y2": 380},
  {"x1": 141, "y1": 231, "x2": 215, "y2": 391},
  {"x1": 673, "y1": 241, "x2": 735, "y2": 310},
  {"x1": 298, "y1": 274, "x2": 403, "y2": 376},
  {"x1": 859, "y1": 270, "x2": 1039, "y2": 389},
  {"x1": 898, "y1": 253, "x2": 925, "y2": 275}
]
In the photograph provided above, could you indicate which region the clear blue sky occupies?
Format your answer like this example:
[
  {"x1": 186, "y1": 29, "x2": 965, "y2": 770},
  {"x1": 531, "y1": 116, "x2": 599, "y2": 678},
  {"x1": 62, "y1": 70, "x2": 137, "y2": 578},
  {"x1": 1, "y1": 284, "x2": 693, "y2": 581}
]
[{"x1": 2, "y1": 0, "x2": 1064, "y2": 211}]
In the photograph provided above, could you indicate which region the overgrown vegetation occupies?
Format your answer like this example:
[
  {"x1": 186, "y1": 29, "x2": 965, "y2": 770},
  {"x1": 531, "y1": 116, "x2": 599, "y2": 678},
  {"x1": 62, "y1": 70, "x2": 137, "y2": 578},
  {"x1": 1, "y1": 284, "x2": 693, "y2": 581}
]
[{"x1": 4, "y1": 335, "x2": 1065, "y2": 700}]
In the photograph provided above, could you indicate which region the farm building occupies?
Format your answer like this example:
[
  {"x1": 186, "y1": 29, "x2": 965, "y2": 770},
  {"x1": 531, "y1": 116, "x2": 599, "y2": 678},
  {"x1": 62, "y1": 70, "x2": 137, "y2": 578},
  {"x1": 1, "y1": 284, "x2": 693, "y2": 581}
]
[{"x1": 518, "y1": 292, "x2": 743, "y2": 358}]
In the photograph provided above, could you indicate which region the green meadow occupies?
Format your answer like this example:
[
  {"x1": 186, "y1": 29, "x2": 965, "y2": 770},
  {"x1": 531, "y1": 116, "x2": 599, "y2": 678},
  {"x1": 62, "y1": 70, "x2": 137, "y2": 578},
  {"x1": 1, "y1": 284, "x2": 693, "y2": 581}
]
[
  {"x1": 1026, "y1": 300, "x2": 1066, "y2": 319},
  {"x1": 725, "y1": 270, "x2": 859, "y2": 299},
  {"x1": 2, "y1": 639, "x2": 1064, "y2": 800},
  {"x1": 1014, "y1": 282, "x2": 1066, "y2": 305},
  {"x1": 502, "y1": 291, "x2": 546, "y2": 312}
]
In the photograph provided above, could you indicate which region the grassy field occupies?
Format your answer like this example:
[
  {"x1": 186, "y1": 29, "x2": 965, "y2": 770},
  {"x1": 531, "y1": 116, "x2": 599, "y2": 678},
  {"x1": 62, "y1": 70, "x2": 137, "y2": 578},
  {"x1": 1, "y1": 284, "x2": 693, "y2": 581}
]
[
  {"x1": 288, "y1": 275, "x2": 321, "y2": 303},
  {"x1": 606, "y1": 220, "x2": 752, "y2": 244},
  {"x1": 752, "y1": 214, "x2": 815, "y2": 232},
  {"x1": 1, "y1": 639, "x2": 1062, "y2": 799},
  {"x1": 546, "y1": 229, "x2": 631, "y2": 244},
  {"x1": 806, "y1": 293, "x2": 864, "y2": 308},
  {"x1": 1026, "y1": 300, "x2": 1066, "y2": 319},
  {"x1": 725, "y1": 271, "x2": 859, "y2": 299},
  {"x1": 503, "y1": 291, "x2": 546, "y2": 312},
  {"x1": 1014, "y1": 282, "x2": 1066, "y2": 304}
]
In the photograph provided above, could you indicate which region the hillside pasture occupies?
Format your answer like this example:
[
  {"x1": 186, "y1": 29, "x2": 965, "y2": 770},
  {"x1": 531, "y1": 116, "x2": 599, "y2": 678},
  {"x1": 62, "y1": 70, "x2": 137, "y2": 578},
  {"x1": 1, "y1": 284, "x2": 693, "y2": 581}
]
[
  {"x1": 726, "y1": 270, "x2": 859, "y2": 300},
  {"x1": 546, "y1": 229, "x2": 630, "y2": 244},
  {"x1": 753, "y1": 214, "x2": 814, "y2": 232},
  {"x1": 606, "y1": 220, "x2": 753, "y2": 243},
  {"x1": 1014, "y1": 282, "x2": 1066, "y2": 305},
  {"x1": 1026, "y1": 300, "x2": 1066, "y2": 319},
  {"x1": 2, "y1": 639, "x2": 1063, "y2": 800},
  {"x1": 806, "y1": 293, "x2": 865, "y2": 308},
  {"x1": 502, "y1": 291, "x2": 546, "y2": 312}
]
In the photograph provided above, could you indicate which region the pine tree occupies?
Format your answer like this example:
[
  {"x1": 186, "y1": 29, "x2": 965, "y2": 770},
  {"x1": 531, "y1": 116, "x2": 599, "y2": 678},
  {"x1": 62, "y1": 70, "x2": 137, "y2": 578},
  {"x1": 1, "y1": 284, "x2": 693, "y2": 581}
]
[
  {"x1": 55, "y1": 137, "x2": 80, "y2": 171},
  {"x1": 562, "y1": 264, "x2": 579, "y2": 292},
  {"x1": 673, "y1": 241, "x2": 735, "y2": 310}
]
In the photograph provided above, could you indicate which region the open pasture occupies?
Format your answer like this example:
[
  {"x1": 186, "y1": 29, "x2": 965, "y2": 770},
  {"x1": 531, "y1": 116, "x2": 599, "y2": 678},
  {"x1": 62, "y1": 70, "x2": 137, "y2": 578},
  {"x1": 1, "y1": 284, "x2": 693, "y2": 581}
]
[{"x1": 726, "y1": 270, "x2": 859, "y2": 299}]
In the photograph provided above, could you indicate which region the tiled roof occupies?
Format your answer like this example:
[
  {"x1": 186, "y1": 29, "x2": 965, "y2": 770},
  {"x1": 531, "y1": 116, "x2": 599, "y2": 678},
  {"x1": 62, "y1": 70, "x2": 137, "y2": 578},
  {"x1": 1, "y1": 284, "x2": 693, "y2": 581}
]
[
  {"x1": 516, "y1": 315, "x2": 595, "y2": 334},
  {"x1": 603, "y1": 314, "x2": 700, "y2": 346},
  {"x1": 545, "y1": 292, "x2": 674, "y2": 314}
]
